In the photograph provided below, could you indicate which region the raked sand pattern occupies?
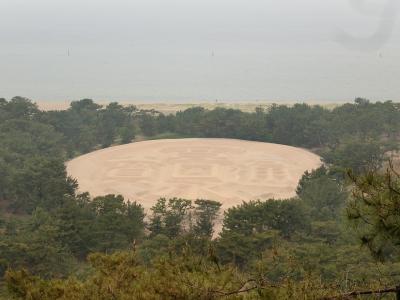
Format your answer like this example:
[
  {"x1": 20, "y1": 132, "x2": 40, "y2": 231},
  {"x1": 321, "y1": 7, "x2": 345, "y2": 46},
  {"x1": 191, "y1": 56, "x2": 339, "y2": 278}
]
[{"x1": 66, "y1": 139, "x2": 321, "y2": 209}]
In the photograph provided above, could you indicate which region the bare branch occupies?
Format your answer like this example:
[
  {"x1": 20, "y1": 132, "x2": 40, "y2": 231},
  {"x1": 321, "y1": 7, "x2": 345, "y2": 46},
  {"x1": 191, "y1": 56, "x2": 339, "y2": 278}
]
[{"x1": 320, "y1": 286, "x2": 400, "y2": 300}]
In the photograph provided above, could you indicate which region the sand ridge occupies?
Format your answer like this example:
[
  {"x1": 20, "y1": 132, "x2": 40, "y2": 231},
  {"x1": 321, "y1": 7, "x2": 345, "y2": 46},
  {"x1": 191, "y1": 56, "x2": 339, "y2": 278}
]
[{"x1": 66, "y1": 138, "x2": 322, "y2": 209}]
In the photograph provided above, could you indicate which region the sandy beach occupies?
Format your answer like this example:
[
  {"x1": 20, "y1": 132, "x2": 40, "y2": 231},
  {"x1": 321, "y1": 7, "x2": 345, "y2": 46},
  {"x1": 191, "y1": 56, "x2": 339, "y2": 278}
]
[{"x1": 37, "y1": 101, "x2": 343, "y2": 114}]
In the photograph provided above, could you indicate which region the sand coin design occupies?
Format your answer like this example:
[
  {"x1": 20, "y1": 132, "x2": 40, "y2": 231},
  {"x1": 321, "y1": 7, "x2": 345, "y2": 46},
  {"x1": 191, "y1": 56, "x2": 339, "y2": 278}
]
[{"x1": 67, "y1": 138, "x2": 321, "y2": 209}]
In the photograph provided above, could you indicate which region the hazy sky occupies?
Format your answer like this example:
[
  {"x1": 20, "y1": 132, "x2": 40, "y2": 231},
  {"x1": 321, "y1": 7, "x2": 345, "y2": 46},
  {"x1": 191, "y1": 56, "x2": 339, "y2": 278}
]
[{"x1": 1, "y1": 0, "x2": 399, "y2": 102}]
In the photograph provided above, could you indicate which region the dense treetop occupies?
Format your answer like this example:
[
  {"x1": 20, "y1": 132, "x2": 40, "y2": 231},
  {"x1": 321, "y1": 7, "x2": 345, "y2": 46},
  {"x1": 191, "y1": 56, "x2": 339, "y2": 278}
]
[{"x1": 0, "y1": 96, "x2": 399, "y2": 299}]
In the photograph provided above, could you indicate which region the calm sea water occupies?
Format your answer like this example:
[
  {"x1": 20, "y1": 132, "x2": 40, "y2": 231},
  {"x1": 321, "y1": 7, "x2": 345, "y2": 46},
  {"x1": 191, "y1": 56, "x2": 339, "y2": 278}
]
[{"x1": 1, "y1": 0, "x2": 399, "y2": 102}]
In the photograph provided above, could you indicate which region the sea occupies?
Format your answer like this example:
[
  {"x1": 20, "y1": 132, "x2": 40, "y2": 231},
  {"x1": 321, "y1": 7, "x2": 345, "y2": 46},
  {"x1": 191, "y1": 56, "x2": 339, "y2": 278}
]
[{"x1": 1, "y1": 0, "x2": 399, "y2": 103}]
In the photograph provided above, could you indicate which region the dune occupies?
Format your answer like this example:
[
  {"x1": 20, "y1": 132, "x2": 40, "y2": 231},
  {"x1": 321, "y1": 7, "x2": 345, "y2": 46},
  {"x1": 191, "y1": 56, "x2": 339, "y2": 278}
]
[{"x1": 66, "y1": 139, "x2": 321, "y2": 210}]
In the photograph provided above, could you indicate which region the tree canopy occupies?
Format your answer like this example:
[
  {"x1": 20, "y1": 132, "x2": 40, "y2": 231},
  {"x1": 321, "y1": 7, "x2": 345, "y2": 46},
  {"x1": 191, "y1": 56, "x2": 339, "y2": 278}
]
[{"x1": 1, "y1": 96, "x2": 400, "y2": 299}]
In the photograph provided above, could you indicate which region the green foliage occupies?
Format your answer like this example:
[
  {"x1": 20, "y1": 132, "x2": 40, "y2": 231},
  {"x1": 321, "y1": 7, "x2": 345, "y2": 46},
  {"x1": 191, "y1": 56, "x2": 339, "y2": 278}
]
[
  {"x1": 221, "y1": 199, "x2": 309, "y2": 238},
  {"x1": 254, "y1": 240, "x2": 400, "y2": 294},
  {"x1": 216, "y1": 199, "x2": 309, "y2": 267},
  {"x1": 0, "y1": 208, "x2": 77, "y2": 278},
  {"x1": 0, "y1": 96, "x2": 39, "y2": 120},
  {"x1": 347, "y1": 165, "x2": 400, "y2": 260},
  {"x1": 145, "y1": 131, "x2": 187, "y2": 140},
  {"x1": 217, "y1": 230, "x2": 279, "y2": 267},
  {"x1": 139, "y1": 114, "x2": 158, "y2": 136},
  {"x1": 0, "y1": 194, "x2": 145, "y2": 278},
  {"x1": 89, "y1": 195, "x2": 145, "y2": 252},
  {"x1": 296, "y1": 167, "x2": 347, "y2": 220},
  {"x1": 50, "y1": 194, "x2": 96, "y2": 259},
  {"x1": 96, "y1": 102, "x2": 127, "y2": 147},
  {"x1": 267, "y1": 103, "x2": 331, "y2": 147},
  {"x1": 36, "y1": 99, "x2": 140, "y2": 155},
  {"x1": 322, "y1": 139, "x2": 387, "y2": 174},
  {"x1": 0, "y1": 119, "x2": 63, "y2": 160},
  {"x1": 0, "y1": 119, "x2": 73, "y2": 213},
  {"x1": 8, "y1": 245, "x2": 398, "y2": 299},
  {"x1": 5, "y1": 250, "x2": 251, "y2": 300},
  {"x1": 10, "y1": 157, "x2": 77, "y2": 213},
  {"x1": 1, "y1": 96, "x2": 400, "y2": 298},
  {"x1": 155, "y1": 100, "x2": 400, "y2": 167},
  {"x1": 119, "y1": 126, "x2": 135, "y2": 144},
  {"x1": 193, "y1": 199, "x2": 222, "y2": 237},
  {"x1": 148, "y1": 198, "x2": 193, "y2": 238},
  {"x1": 148, "y1": 198, "x2": 223, "y2": 239}
]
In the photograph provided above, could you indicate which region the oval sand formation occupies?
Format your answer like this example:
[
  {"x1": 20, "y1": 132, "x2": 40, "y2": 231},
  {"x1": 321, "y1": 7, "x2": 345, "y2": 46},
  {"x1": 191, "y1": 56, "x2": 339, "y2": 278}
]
[{"x1": 67, "y1": 139, "x2": 321, "y2": 209}]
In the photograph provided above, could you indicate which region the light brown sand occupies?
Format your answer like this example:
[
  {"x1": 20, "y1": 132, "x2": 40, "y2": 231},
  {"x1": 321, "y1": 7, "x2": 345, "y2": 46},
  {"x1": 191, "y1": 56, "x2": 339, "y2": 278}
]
[
  {"x1": 37, "y1": 101, "x2": 343, "y2": 114},
  {"x1": 66, "y1": 139, "x2": 321, "y2": 210}
]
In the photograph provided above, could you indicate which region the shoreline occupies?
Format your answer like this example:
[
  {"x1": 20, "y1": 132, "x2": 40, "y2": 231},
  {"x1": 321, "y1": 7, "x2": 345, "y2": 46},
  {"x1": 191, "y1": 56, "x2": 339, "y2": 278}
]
[{"x1": 36, "y1": 100, "x2": 348, "y2": 114}]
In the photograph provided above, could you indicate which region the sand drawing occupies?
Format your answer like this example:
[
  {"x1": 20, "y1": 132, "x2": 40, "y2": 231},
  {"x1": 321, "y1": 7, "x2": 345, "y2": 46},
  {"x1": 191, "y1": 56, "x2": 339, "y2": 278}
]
[{"x1": 67, "y1": 139, "x2": 321, "y2": 209}]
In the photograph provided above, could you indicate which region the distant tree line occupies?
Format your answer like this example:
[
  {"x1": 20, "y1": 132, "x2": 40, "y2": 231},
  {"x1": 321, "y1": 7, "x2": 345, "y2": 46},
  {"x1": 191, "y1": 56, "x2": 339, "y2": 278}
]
[{"x1": 144, "y1": 99, "x2": 399, "y2": 174}]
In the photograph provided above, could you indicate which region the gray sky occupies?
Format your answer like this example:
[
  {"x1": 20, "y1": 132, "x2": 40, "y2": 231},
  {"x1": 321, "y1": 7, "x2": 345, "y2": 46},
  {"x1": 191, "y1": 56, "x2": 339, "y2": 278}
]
[{"x1": 1, "y1": 0, "x2": 399, "y2": 102}]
